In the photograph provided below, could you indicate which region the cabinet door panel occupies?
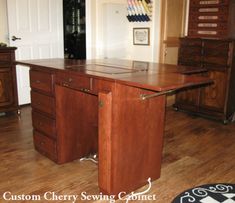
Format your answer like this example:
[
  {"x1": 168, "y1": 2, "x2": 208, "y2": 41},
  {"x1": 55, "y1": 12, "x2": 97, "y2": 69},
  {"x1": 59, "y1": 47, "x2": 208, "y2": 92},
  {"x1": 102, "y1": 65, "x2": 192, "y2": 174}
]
[
  {"x1": 178, "y1": 38, "x2": 202, "y2": 67},
  {"x1": 200, "y1": 71, "x2": 227, "y2": 112},
  {"x1": 56, "y1": 85, "x2": 98, "y2": 164},
  {"x1": 0, "y1": 69, "x2": 14, "y2": 107},
  {"x1": 175, "y1": 88, "x2": 200, "y2": 111}
]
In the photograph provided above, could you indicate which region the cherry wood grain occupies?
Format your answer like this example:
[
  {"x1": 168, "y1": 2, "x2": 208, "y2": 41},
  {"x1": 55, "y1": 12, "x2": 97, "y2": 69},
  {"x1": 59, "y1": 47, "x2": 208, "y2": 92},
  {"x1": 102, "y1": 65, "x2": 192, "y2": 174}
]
[
  {"x1": 98, "y1": 83, "x2": 166, "y2": 195},
  {"x1": 55, "y1": 85, "x2": 98, "y2": 164}
]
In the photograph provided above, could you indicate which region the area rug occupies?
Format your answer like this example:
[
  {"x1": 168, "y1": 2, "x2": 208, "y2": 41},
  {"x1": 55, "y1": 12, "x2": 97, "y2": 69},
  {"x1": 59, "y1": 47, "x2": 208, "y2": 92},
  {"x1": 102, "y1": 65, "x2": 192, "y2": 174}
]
[{"x1": 172, "y1": 183, "x2": 235, "y2": 203}]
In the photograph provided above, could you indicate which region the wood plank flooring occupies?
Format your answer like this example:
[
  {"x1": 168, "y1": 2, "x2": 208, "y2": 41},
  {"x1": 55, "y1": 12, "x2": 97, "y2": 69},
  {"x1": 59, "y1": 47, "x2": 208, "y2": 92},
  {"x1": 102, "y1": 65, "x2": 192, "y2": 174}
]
[{"x1": 0, "y1": 106, "x2": 235, "y2": 203}]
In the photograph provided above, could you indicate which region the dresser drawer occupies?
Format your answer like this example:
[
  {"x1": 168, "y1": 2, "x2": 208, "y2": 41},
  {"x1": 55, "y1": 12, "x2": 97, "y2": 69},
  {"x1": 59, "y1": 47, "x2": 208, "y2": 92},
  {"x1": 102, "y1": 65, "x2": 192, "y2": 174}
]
[
  {"x1": 34, "y1": 130, "x2": 57, "y2": 161},
  {"x1": 32, "y1": 111, "x2": 56, "y2": 139},
  {"x1": 180, "y1": 38, "x2": 202, "y2": 47},
  {"x1": 56, "y1": 71, "x2": 91, "y2": 91},
  {"x1": 190, "y1": 0, "x2": 229, "y2": 7},
  {"x1": 0, "y1": 53, "x2": 11, "y2": 63},
  {"x1": 30, "y1": 70, "x2": 54, "y2": 94},
  {"x1": 31, "y1": 91, "x2": 55, "y2": 116},
  {"x1": 92, "y1": 78, "x2": 113, "y2": 95}
]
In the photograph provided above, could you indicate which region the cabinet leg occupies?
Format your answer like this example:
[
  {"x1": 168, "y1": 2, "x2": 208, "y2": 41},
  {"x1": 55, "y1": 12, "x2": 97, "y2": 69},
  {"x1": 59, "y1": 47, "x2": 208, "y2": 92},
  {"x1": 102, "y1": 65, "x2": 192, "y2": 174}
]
[
  {"x1": 174, "y1": 107, "x2": 179, "y2": 111},
  {"x1": 17, "y1": 109, "x2": 21, "y2": 115},
  {"x1": 223, "y1": 119, "x2": 229, "y2": 125}
]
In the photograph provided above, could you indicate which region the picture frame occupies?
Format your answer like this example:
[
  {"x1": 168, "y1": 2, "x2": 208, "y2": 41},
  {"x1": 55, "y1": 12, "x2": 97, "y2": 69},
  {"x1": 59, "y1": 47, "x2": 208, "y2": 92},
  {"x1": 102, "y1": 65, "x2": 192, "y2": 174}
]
[
  {"x1": 133, "y1": 28, "x2": 150, "y2": 45},
  {"x1": 132, "y1": 61, "x2": 149, "y2": 71}
]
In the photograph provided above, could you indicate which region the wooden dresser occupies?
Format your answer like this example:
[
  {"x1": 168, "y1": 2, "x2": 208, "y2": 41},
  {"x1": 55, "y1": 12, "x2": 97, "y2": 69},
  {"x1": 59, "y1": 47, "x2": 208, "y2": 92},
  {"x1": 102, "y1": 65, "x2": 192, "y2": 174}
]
[
  {"x1": 0, "y1": 47, "x2": 19, "y2": 114},
  {"x1": 174, "y1": 37, "x2": 235, "y2": 123}
]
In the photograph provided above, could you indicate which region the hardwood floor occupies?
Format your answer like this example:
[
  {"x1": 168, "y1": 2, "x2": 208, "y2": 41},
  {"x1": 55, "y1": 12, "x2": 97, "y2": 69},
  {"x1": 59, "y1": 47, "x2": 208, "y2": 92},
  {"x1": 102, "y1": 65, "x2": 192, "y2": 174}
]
[{"x1": 0, "y1": 106, "x2": 234, "y2": 203}]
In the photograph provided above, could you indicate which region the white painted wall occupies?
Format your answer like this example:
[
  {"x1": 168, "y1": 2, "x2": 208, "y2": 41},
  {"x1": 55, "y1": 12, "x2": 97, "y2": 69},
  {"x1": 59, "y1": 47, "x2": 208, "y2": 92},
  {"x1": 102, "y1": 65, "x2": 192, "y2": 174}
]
[
  {"x1": 127, "y1": 1, "x2": 161, "y2": 62},
  {"x1": 0, "y1": 0, "x2": 8, "y2": 43},
  {"x1": 86, "y1": 0, "x2": 162, "y2": 62}
]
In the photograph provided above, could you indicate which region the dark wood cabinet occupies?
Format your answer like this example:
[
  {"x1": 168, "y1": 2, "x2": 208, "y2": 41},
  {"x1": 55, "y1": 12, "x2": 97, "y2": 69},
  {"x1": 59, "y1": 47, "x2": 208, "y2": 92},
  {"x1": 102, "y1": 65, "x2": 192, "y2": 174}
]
[
  {"x1": 0, "y1": 47, "x2": 19, "y2": 114},
  {"x1": 175, "y1": 37, "x2": 235, "y2": 123}
]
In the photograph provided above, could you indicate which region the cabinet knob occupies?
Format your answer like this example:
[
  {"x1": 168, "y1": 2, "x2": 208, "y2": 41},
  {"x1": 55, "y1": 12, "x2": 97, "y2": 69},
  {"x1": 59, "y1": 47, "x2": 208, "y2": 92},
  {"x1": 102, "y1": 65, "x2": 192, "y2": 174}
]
[
  {"x1": 99, "y1": 100, "x2": 104, "y2": 108},
  {"x1": 62, "y1": 82, "x2": 69, "y2": 87},
  {"x1": 35, "y1": 80, "x2": 41, "y2": 84},
  {"x1": 40, "y1": 141, "x2": 45, "y2": 146},
  {"x1": 80, "y1": 88, "x2": 90, "y2": 93},
  {"x1": 68, "y1": 78, "x2": 73, "y2": 82}
]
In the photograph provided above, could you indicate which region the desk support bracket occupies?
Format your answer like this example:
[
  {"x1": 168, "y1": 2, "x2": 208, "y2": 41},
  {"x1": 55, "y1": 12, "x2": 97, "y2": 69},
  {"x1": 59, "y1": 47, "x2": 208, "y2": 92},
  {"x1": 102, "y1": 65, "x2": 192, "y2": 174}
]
[{"x1": 140, "y1": 89, "x2": 175, "y2": 100}]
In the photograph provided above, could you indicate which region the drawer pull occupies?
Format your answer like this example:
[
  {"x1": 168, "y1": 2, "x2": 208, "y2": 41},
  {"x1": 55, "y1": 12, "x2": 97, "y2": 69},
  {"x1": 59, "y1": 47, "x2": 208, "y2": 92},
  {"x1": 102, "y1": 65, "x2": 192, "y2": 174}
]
[
  {"x1": 37, "y1": 102, "x2": 41, "y2": 105},
  {"x1": 40, "y1": 141, "x2": 45, "y2": 145},
  {"x1": 35, "y1": 80, "x2": 41, "y2": 84},
  {"x1": 80, "y1": 88, "x2": 90, "y2": 93},
  {"x1": 68, "y1": 78, "x2": 73, "y2": 82},
  {"x1": 62, "y1": 82, "x2": 69, "y2": 87}
]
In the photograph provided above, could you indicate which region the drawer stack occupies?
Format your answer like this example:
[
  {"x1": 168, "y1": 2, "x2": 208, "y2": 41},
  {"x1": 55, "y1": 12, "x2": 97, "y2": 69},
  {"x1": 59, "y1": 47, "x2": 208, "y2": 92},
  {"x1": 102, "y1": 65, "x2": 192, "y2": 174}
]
[
  {"x1": 188, "y1": 0, "x2": 235, "y2": 38},
  {"x1": 30, "y1": 70, "x2": 57, "y2": 161}
]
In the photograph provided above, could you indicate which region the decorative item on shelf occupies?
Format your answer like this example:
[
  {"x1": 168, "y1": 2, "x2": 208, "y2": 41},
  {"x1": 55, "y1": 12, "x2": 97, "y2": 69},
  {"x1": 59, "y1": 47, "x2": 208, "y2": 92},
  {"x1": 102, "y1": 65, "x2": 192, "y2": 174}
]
[
  {"x1": 126, "y1": 0, "x2": 153, "y2": 22},
  {"x1": 133, "y1": 27, "x2": 150, "y2": 45},
  {"x1": 0, "y1": 42, "x2": 7, "y2": 47}
]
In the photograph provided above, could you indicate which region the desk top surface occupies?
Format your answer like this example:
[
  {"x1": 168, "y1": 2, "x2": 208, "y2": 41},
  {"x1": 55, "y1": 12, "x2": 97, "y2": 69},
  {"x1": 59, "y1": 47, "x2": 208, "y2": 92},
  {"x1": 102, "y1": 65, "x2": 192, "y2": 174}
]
[{"x1": 17, "y1": 58, "x2": 212, "y2": 92}]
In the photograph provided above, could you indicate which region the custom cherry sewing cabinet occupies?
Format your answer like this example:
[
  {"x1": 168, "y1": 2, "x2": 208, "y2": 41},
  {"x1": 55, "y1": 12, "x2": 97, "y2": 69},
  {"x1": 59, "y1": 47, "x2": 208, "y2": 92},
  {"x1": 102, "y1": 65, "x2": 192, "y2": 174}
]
[{"x1": 17, "y1": 58, "x2": 212, "y2": 195}]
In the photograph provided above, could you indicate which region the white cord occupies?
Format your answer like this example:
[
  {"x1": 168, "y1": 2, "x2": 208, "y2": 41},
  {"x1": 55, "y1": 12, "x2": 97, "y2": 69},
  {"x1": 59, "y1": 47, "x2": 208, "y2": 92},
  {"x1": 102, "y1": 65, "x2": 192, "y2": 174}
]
[{"x1": 125, "y1": 177, "x2": 152, "y2": 203}]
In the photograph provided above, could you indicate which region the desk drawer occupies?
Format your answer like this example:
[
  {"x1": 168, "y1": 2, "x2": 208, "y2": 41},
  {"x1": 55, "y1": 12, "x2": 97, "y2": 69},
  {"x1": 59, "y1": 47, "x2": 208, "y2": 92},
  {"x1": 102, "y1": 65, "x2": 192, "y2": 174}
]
[
  {"x1": 56, "y1": 71, "x2": 91, "y2": 91},
  {"x1": 32, "y1": 111, "x2": 56, "y2": 139},
  {"x1": 31, "y1": 91, "x2": 55, "y2": 116},
  {"x1": 30, "y1": 70, "x2": 54, "y2": 94},
  {"x1": 92, "y1": 79, "x2": 113, "y2": 95},
  {"x1": 34, "y1": 130, "x2": 57, "y2": 161}
]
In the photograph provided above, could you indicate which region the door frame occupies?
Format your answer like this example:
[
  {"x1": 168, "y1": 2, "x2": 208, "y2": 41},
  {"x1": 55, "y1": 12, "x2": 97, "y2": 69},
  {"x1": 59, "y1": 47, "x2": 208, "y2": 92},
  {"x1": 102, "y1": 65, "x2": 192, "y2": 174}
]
[{"x1": 159, "y1": 0, "x2": 189, "y2": 63}]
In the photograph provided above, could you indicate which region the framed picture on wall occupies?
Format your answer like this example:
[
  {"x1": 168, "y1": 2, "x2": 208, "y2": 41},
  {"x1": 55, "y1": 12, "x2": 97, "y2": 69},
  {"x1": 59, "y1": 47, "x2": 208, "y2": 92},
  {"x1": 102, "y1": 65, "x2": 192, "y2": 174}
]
[{"x1": 133, "y1": 28, "x2": 150, "y2": 45}]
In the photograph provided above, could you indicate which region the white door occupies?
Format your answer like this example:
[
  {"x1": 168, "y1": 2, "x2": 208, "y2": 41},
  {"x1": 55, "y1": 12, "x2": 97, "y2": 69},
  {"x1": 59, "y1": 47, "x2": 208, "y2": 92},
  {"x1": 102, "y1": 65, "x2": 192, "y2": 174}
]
[
  {"x1": 7, "y1": 0, "x2": 64, "y2": 105},
  {"x1": 103, "y1": 3, "x2": 128, "y2": 59}
]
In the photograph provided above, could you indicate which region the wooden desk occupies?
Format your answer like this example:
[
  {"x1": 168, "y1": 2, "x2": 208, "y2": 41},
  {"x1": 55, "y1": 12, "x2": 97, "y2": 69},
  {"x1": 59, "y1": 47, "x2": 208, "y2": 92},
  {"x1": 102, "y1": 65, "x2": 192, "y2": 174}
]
[{"x1": 17, "y1": 58, "x2": 212, "y2": 196}]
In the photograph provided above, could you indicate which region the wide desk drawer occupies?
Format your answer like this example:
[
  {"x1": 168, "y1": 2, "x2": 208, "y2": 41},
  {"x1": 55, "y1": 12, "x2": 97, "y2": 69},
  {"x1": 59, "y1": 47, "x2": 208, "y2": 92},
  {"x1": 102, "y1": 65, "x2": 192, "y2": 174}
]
[
  {"x1": 34, "y1": 130, "x2": 57, "y2": 161},
  {"x1": 32, "y1": 111, "x2": 56, "y2": 139},
  {"x1": 30, "y1": 70, "x2": 54, "y2": 94},
  {"x1": 56, "y1": 71, "x2": 91, "y2": 91},
  {"x1": 31, "y1": 91, "x2": 55, "y2": 116}
]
